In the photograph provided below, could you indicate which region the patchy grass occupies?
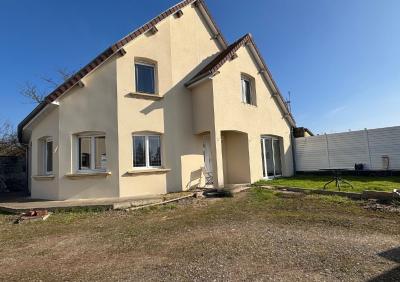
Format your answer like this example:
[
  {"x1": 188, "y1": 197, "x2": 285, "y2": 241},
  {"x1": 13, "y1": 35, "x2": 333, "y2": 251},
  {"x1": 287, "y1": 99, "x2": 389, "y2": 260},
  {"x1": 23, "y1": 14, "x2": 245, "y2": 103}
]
[
  {"x1": 0, "y1": 189, "x2": 399, "y2": 281},
  {"x1": 254, "y1": 174, "x2": 400, "y2": 192}
]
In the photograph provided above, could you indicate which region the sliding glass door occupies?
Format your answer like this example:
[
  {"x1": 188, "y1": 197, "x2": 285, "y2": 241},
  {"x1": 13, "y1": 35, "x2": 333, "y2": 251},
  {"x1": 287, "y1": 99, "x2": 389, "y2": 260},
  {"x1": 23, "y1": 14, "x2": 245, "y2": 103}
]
[{"x1": 261, "y1": 136, "x2": 282, "y2": 178}]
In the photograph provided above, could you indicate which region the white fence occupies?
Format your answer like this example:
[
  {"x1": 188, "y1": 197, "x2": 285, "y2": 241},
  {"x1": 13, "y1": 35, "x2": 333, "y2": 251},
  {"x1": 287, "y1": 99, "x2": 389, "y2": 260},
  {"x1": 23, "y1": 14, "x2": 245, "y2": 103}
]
[{"x1": 295, "y1": 126, "x2": 400, "y2": 171}]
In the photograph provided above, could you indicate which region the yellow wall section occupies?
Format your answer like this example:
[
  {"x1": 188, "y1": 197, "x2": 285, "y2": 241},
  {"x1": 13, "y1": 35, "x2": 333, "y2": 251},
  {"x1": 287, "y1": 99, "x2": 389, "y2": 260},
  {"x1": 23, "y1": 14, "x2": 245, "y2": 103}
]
[
  {"x1": 211, "y1": 44, "x2": 293, "y2": 183},
  {"x1": 116, "y1": 4, "x2": 221, "y2": 197}
]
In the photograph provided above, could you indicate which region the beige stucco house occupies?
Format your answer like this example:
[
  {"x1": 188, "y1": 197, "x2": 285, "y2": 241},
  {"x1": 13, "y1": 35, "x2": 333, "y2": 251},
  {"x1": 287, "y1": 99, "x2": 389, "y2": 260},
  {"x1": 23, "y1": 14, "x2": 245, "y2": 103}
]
[{"x1": 18, "y1": 0, "x2": 296, "y2": 200}]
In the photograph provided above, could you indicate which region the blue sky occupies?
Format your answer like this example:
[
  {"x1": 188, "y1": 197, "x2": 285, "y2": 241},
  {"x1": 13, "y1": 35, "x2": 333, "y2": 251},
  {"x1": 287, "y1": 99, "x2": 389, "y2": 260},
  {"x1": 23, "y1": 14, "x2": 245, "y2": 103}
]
[{"x1": 1, "y1": 0, "x2": 399, "y2": 134}]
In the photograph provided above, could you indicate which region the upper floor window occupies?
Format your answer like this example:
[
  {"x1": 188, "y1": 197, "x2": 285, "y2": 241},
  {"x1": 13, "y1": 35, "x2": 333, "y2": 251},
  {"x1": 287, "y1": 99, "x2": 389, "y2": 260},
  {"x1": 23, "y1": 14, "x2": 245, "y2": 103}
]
[
  {"x1": 241, "y1": 74, "x2": 255, "y2": 105},
  {"x1": 135, "y1": 62, "x2": 155, "y2": 94},
  {"x1": 78, "y1": 134, "x2": 106, "y2": 171},
  {"x1": 43, "y1": 138, "x2": 53, "y2": 174},
  {"x1": 133, "y1": 134, "x2": 161, "y2": 168}
]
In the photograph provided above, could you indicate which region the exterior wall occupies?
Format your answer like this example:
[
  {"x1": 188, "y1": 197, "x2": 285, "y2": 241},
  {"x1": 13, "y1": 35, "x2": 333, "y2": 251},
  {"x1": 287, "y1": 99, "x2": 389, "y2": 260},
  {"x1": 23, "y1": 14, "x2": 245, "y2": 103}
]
[
  {"x1": 56, "y1": 59, "x2": 119, "y2": 200},
  {"x1": 211, "y1": 45, "x2": 294, "y2": 185},
  {"x1": 192, "y1": 80, "x2": 215, "y2": 134},
  {"x1": 116, "y1": 4, "x2": 221, "y2": 197},
  {"x1": 29, "y1": 108, "x2": 60, "y2": 199}
]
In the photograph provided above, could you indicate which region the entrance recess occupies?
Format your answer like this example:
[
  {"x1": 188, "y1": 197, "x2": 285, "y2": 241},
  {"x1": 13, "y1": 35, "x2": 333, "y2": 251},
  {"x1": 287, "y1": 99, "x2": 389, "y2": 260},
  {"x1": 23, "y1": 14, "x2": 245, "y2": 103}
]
[{"x1": 261, "y1": 136, "x2": 282, "y2": 178}]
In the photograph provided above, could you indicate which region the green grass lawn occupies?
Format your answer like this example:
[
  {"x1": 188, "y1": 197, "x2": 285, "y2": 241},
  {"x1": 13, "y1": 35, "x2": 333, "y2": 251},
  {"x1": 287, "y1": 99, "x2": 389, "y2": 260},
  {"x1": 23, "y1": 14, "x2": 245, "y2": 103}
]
[{"x1": 254, "y1": 174, "x2": 400, "y2": 193}]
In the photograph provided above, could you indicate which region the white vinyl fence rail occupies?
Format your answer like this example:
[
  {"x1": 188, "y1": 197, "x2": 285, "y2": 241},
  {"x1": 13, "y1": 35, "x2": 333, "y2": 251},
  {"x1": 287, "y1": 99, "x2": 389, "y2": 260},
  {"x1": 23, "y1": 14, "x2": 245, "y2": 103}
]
[{"x1": 295, "y1": 126, "x2": 400, "y2": 171}]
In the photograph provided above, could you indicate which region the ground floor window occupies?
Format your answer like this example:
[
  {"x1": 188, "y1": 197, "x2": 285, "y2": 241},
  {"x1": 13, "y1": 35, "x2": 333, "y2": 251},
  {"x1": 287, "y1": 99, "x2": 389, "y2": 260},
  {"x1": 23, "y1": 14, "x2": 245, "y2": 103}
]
[
  {"x1": 133, "y1": 135, "x2": 161, "y2": 168},
  {"x1": 261, "y1": 136, "x2": 282, "y2": 178},
  {"x1": 78, "y1": 135, "x2": 106, "y2": 171},
  {"x1": 44, "y1": 138, "x2": 53, "y2": 174}
]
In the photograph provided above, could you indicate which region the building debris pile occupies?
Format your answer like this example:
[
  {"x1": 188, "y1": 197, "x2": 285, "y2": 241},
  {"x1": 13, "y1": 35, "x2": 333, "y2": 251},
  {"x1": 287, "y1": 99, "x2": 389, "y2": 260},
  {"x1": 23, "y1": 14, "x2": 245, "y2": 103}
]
[{"x1": 14, "y1": 209, "x2": 51, "y2": 224}]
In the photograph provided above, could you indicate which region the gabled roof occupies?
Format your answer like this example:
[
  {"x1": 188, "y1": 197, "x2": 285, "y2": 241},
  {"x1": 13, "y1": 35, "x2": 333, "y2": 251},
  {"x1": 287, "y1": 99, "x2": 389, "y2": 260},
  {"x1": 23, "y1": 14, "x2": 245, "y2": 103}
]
[
  {"x1": 18, "y1": 0, "x2": 227, "y2": 142},
  {"x1": 185, "y1": 33, "x2": 296, "y2": 127},
  {"x1": 185, "y1": 34, "x2": 249, "y2": 86}
]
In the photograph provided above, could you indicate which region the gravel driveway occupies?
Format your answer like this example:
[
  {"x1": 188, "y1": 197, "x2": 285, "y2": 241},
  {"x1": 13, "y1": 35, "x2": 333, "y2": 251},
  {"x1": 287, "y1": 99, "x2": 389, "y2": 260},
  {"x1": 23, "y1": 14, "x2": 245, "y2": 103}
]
[{"x1": 0, "y1": 189, "x2": 399, "y2": 281}]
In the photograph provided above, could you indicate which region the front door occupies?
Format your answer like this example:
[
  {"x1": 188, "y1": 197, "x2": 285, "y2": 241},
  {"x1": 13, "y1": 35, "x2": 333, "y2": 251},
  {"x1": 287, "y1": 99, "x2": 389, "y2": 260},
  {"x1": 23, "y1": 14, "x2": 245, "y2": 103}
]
[{"x1": 261, "y1": 136, "x2": 282, "y2": 178}]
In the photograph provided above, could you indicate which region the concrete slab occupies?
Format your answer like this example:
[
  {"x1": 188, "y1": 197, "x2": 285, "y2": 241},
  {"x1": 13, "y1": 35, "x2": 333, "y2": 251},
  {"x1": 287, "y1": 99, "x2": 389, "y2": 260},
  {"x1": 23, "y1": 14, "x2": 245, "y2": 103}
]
[{"x1": 0, "y1": 195, "x2": 163, "y2": 213}]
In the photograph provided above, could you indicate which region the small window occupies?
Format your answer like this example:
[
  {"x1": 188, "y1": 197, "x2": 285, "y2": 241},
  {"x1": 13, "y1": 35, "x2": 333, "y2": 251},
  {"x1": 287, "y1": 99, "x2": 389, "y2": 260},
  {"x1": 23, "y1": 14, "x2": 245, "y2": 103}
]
[
  {"x1": 135, "y1": 62, "x2": 155, "y2": 94},
  {"x1": 44, "y1": 138, "x2": 53, "y2": 174},
  {"x1": 78, "y1": 135, "x2": 106, "y2": 171},
  {"x1": 133, "y1": 135, "x2": 161, "y2": 168},
  {"x1": 241, "y1": 76, "x2": 252, "y2": 104}
]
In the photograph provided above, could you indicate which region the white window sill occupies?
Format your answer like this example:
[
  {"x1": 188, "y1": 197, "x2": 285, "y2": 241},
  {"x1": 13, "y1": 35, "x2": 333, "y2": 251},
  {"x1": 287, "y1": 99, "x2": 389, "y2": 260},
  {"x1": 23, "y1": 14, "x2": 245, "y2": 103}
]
[
  {"x1": 32, "y1": 175, "x2": 55, "y2": 180},
  {"x1": 242, "y1": 102, "x2": 257, "y2": 107},
  {"x1": 65, "y1": 171, "x2": 112, "y2": 178},
  {"x1": 128, "y1": 92, "x2": 163, "y2": 101},
  {"x1": 126, "y1": 168, "x2": 171, "y2": 175}
]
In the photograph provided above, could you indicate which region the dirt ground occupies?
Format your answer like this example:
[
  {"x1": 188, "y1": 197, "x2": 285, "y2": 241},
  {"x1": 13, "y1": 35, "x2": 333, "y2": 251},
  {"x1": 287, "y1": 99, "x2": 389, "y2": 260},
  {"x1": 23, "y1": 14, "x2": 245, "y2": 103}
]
[{"x1": 0, "y1": 189, "x2": 399, "y2": 281}]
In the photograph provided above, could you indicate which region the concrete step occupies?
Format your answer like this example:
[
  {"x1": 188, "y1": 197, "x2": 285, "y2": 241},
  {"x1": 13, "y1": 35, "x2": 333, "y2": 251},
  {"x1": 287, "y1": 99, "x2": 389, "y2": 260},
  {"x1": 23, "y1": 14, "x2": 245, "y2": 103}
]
[{"x1": 222, "y1": 183, "x2": 251, "y2": 194}]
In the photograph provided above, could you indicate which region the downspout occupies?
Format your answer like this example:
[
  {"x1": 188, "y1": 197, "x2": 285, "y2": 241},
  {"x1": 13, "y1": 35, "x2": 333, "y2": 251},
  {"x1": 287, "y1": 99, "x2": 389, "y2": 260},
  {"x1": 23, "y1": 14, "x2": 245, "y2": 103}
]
[{"x1": 291, "y1": 127, "x2": 297, "y2": 176}]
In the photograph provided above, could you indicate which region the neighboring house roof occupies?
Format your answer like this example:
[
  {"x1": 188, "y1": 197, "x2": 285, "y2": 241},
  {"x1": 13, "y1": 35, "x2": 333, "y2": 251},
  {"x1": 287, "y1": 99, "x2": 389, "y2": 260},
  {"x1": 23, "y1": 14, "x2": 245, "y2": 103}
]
[
  {"x1": 293, "y1": 127, "x2": 314, "y2": 137},
  {"x1": 18, "y1": 0, "x2": 227, "y2": 142},
  {"x1": 185, "y1": 33, "x2": 296, "y2": 127}
]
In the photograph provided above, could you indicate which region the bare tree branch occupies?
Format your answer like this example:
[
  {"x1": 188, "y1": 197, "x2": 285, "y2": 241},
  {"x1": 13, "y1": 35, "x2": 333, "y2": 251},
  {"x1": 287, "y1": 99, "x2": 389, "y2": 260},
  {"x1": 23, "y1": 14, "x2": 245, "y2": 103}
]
[
  {"x1": 56, "y1": 67, "x2": 74, "y2": 81},
  {"x1": 19, "y1": 68, "x2": 75, "y2": 104},
  {"x1": 19, "y1": 82, "x2": 46, "y2": 104},
  {"x1": 40, "y1": 76, "x2": 58, "y2": 87}
]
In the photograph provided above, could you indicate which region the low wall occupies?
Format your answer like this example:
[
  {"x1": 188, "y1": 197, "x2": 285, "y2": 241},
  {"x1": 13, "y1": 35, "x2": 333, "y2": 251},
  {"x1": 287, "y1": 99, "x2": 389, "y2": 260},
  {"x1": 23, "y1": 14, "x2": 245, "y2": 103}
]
[{"x1": 0, "y1": 156, "x2": 27, "y2": 193}]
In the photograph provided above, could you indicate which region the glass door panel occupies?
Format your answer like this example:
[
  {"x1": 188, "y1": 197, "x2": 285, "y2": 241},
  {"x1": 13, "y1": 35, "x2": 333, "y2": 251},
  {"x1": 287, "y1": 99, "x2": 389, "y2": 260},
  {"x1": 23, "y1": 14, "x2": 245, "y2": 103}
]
[
  {"x1": 265, "y1": 138, "x2": 275, "y2": 177},
  {"x1": 273, "y1": 139, "x2": 282, "y2": 176},
  {"x1": 261, "y1": 139, "x2": 266, "y2": 178},
  {"x1": 261, "y1": 136, "x2": 282, "y2": 178}
]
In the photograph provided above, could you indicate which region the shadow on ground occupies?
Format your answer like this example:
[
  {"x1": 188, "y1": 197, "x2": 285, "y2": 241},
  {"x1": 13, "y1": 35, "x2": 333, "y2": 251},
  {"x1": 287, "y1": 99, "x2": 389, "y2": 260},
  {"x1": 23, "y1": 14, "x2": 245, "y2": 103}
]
[{"x1": 369, "y1": 246, "x2": 400, "y2": 281}]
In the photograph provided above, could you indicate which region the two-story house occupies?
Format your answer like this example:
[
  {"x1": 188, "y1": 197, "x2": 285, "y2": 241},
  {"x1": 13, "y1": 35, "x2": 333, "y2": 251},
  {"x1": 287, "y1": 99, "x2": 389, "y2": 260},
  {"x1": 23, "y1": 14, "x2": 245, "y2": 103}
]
[{"x1": 18, "y1": 0, "x2": 296, "y2": 200}]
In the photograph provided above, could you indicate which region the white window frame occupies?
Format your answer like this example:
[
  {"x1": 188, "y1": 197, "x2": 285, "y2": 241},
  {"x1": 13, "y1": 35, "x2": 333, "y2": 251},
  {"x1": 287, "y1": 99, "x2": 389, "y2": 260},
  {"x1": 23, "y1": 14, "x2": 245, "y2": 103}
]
[
  {"x1": 43, "y1": 138, "x2": 53, "y2": 175},
  {"x1": 132, "y1": 134, "x2": 162, "y2": 169},
  {"x1": 135, "y1": 61, "x2": 156, "y2": 94},
  {"x1": 77, "y1": 134, "x2": 106, "y2": 172},
  {"x1": 241, "y1": 75, "x2": 253, "y2": 105}
]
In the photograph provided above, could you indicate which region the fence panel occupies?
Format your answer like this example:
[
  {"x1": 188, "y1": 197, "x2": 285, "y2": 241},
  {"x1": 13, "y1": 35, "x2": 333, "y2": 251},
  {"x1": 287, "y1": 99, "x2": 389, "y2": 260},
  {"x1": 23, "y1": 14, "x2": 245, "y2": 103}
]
[{"x1": 295, "y1": 126, "x2": 400, "y2": 171}]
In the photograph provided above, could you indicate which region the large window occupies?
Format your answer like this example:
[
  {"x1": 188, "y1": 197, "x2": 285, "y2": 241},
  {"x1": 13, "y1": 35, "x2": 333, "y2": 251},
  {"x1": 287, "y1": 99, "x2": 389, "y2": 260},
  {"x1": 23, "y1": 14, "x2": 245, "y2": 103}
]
[
  {"x1": 78, "y1": 135, "x2": 106, "y2": 171},
  {"x1": 241, "y1": 75, "x2": 253, "y2": 105},
  {"x1": 135, "y1": 62, "x2": 155, "y2": 94},
  {"x1": 44, "y1": 138, "x2": 53, "y2": 174},
  {"x1": 133, "y1": 135, "x2": 161, "y2": 168}
]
